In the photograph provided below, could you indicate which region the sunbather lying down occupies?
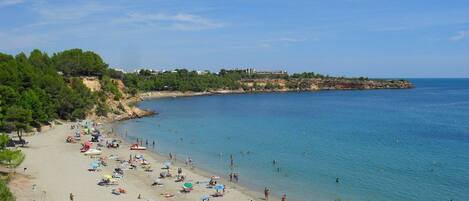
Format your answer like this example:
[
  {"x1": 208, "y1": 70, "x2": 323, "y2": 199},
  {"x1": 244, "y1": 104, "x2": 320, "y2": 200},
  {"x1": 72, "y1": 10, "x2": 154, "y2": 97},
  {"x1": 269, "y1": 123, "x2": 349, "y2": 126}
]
[
  {"x1": 212, "y1": 192, "x2": 224, "y2": 197},
  {"x1": 160, "y1": 192, "x2": 175, "y2": 198},
  {"x1": 152, "y1": 179, "x2": 163, "y2": 186}
]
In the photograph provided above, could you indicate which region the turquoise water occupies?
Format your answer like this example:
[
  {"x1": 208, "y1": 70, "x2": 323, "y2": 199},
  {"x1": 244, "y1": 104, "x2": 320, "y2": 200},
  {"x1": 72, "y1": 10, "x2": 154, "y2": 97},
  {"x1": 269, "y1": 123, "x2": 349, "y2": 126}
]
[{"x1": 113, "y1": 79, "x2": 469, "y2": 201}]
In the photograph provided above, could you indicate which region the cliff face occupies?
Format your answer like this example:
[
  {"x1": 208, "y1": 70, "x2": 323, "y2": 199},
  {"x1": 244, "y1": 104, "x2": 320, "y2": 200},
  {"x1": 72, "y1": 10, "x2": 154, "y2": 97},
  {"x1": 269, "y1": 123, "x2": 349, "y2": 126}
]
[
  {"x1": 240, "y1": 78, "x2": 413, "y2": 91},
  {"x1": 80, "y1": 77, "x2": 155, "y2": 123}
]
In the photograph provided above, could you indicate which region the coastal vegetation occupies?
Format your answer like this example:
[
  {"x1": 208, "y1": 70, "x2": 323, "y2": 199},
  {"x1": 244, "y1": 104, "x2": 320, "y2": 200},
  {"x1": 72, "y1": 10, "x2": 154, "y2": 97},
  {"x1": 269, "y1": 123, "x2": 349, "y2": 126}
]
[
  {"x1": 0, "y1": 49, "x2": 123, "y2": 132},
  {"x1": 0, "y1": 180, "x2": 14, "y2": 201},
  {"x1": 123, "y1": 69, "x2": 240, "y2": 92},
  {"x1": 0, "y1": 134, "x2": 24, "y2": 201}
]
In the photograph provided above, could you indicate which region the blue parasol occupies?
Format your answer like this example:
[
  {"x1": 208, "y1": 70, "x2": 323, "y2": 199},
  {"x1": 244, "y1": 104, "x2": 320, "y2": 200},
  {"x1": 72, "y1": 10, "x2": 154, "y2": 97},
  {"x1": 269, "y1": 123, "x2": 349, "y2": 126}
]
[
  {"x1": 90, "y1": 162, "x2": 99, "y2": 169},
  {"x1": 214, "y1": 184, "x2": 224, "y2": 191}
]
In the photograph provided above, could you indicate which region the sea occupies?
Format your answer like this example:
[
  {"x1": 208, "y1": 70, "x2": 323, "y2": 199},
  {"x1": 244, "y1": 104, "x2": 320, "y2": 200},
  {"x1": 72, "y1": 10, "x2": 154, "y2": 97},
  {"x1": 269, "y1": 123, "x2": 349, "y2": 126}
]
[{"x1": 112, "y1": 79, "x2": 469, "y2": 201}]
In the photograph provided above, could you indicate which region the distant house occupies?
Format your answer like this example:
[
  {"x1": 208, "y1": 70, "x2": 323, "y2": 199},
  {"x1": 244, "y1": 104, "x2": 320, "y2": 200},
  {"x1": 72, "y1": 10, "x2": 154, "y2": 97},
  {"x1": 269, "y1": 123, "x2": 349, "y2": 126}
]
[
  {"x1": 196, "y1": 70, "x2": 210, "y2": 75},
  {"x1": 113, "y1": 68, "x2": 126, "y2": 73},
  {"x1": 135, "y1": 68, "x2": 161, "y2": 75}
]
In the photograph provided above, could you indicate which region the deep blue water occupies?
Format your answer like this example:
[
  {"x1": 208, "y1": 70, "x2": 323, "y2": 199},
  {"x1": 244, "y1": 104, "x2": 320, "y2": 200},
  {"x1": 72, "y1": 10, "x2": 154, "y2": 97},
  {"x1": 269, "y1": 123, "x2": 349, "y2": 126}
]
[{"x1": 113, "y1": 79, "x2": 469, "y2": 201}]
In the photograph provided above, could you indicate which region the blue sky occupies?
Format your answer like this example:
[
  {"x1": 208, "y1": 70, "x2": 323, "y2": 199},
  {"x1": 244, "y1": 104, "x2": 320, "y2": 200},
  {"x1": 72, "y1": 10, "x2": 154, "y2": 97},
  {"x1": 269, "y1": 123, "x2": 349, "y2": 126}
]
[{"x1": 1, "y1": 0, "x2": 468, "y2": 77}]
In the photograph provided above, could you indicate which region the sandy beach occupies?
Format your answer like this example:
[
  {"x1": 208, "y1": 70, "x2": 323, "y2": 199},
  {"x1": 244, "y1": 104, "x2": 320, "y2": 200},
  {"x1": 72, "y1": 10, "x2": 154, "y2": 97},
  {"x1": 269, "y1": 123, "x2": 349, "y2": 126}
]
[{"x1": 9, "y1": 122, "x2": 259, "y2": 201}]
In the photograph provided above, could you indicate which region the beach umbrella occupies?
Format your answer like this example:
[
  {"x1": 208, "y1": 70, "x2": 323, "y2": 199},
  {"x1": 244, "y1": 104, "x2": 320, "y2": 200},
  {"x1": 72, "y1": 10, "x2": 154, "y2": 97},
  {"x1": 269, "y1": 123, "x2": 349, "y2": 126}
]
[
  {"x1": 163, "y1": 161, "x2": 171, "y2": 167},
  {"x1": 90, "y1": 162, "x2": 99, "y2": 169},
  {"x1": 214, "y1": 184, "x2": 224, "y2": 191},
  {"x1": 182, "y1": 182, "x2": 193, "y2": 189},
  {"x1": 200, "y1": 195, "x2": 210, "y2": 200},
  {"x1": 103, "y1": 174, "x2": 112, "y2": 180}
]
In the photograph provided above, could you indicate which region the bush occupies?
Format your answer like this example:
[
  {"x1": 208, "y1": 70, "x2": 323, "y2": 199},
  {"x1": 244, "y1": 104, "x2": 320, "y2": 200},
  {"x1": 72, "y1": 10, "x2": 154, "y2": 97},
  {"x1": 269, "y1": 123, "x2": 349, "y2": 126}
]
[
  {"x1": 0, "y1": 180, "x2": 14, "y2": 201},
  {"x1": 96, "y1": 103, "x2": 109, "y2": 117}
]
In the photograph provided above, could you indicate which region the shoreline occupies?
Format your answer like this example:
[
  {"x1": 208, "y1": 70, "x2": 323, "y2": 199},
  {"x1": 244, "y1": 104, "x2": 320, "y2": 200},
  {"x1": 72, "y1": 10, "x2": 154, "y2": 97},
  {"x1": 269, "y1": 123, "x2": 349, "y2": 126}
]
[
  {"x1": 10, "y1": 121, "x2": 261, "y2": 201},
  {"x1": 135, "y1": 86, "x2": 415, "y2": 101},
  {"x1": 106, "y1": 123, "x2": 269, "y2": 201}
]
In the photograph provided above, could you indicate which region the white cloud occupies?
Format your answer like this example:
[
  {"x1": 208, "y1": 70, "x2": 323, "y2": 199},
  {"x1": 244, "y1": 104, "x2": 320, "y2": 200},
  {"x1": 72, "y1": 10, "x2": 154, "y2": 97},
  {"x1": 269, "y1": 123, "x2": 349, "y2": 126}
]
[
  {"x1": 120, "y1": 12, "x2": 224, "y2": 31},
  {"x1": 0, "y1": 0, "x2": 23, "y2": 7},
  {"x1": 450, "y1": 30, "x2": 469, "y2": 41},
  {"x1": 26, "y1": 1, "x2": 114, "y2": 27}
]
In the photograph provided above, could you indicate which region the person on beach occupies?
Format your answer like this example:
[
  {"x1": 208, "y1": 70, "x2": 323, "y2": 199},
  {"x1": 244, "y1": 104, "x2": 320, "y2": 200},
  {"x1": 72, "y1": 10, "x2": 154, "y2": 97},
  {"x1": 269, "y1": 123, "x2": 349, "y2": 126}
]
[
  {"x1": 336, "y1": 177, "x2": 340, "y2": 183},
  {"x1": 234, "y1": 173, "x2": 239, "y2": 182},
  {"x1": 152, "y1": 141, "x2": 155, "y2": 148},
  {"x1": 281, "y1": 193, "x2": 287, "y2": 201},
  {"x1": 69, "y1": 193, "x2": 74, "y2": 201},
  {"x1": 229, "y1": 173, "x2": 233, "y2": 182},
  {"x1": 178, "y1": 168, "x2": 182, "y2": 175},
  {"x1": 187, "y1": 156, "x2": 193, "y2": 168},
  {"x1": 273, "y1": 160, "x2": 277, "y2": 165},
  {"x1": 169, "y1": 152, "x2": 173, "y2": 160},
  {"x1": 264, "y1": 187, "x2": 270, "y2": 201},
  {"x1": 230, "y1": 154, "x2": 234, "y2": 168},
  {"x1": 145, "y1": 139, "x2": 148, "y2": 146}
]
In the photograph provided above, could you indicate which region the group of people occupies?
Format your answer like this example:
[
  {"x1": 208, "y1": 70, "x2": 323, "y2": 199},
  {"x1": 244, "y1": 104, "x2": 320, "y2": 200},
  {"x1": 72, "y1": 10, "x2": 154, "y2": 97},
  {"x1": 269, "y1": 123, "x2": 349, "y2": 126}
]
[
  {"x1": 264, "y1": 187, "x2": 287, "y2": 201},
  {"x1": 228, "y1": 172, "x2": 239, "y2": 182}
]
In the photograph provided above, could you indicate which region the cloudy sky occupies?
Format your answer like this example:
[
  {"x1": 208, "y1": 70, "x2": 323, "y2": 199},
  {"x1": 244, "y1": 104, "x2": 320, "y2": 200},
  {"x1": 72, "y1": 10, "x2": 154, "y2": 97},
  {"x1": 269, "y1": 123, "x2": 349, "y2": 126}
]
[{"x1": 1, "y1": 0, "x2": 468, "y2": 77}]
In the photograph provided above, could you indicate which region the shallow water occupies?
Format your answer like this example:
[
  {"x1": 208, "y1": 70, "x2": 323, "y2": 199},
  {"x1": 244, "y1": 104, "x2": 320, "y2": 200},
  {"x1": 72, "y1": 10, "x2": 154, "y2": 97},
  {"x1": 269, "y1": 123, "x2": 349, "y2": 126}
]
[{"x1": 113, "y1": 79, "x2": 469, "y2": 201}]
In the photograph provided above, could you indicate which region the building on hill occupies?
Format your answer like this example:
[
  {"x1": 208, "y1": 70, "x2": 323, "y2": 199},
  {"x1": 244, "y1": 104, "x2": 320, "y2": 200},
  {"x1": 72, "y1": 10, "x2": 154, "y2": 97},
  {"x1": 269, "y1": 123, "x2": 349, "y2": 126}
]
[
  {"x1": 222, "y1": 68, "x2": 255, "y2": 75},
  {"x1": 196, "y1": 70, "x2": 210, "y2": 75},
  {"x1": 255, "y1": 70, "x2": 288, "y2": 75},
  {"x1": 222, "y1": 68, "x2": 287, "y2": 76}
]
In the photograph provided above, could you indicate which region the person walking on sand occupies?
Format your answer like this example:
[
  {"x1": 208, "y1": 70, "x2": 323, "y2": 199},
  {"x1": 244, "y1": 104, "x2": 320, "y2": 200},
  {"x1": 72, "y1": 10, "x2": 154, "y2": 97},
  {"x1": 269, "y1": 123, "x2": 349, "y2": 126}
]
[
  {"x1": 264, "y1": 187, "x2": 270, "y2": 201},
  {"x1": 169, "y1": 152, "x2": 173, "y2": 160},
  {"x1": 69, "y1": 193, "x2": 74, "y2": 201},
  {"x1": 282, "y1": 193, "x2": 287, "y2": 201}
]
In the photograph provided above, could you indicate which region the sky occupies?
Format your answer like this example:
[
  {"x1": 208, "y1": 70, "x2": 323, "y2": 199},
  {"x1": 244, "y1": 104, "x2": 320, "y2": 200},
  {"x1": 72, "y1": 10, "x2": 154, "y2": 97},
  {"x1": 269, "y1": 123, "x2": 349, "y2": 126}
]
[{"x1": 1, "y1": 0, "x2": 468, "y2": 78}]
